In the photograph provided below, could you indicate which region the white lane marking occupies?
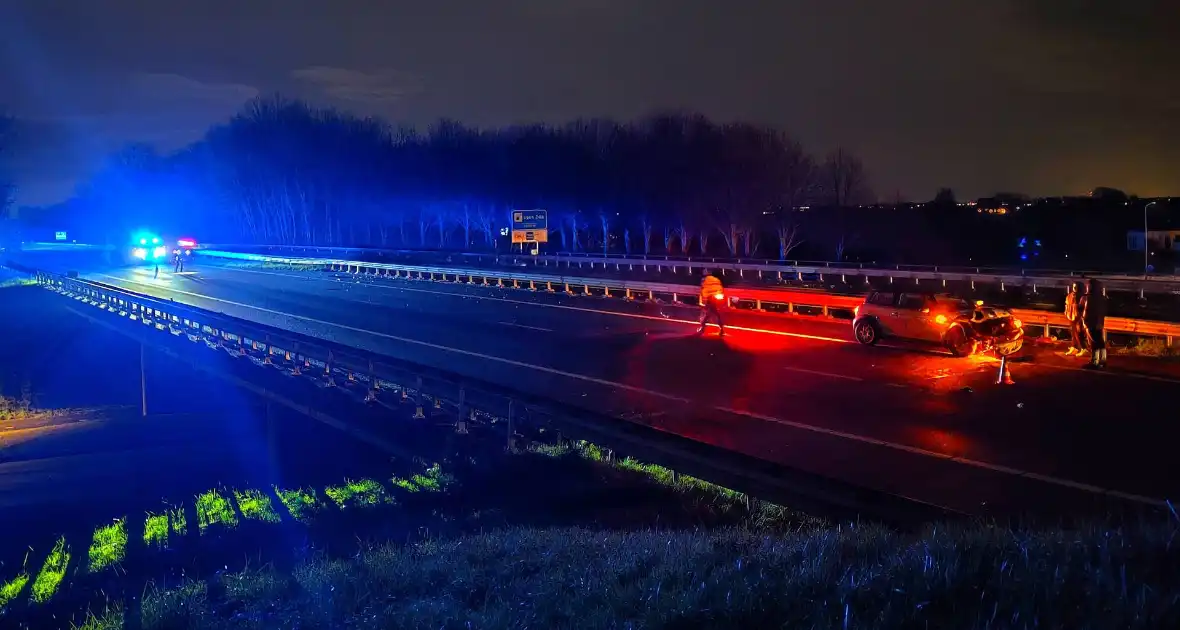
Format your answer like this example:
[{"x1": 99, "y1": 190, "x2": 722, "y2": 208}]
[
  {"x1": 95, "y1": 273, "x2": 691, "y2": 404},
  {"x1": 212, "y1": 266, "x2": 1180, "y2": 387},
  {"x1": 207, "y1": 265, "x2": 855, "y2": 345},
  {"x1": 715, "y1": 406, "x2": 1167, "y2": 507},
  {"x1": 781, "y1": 366, "x2": 864, "y2": 382},
  {"x1": 93, "y1": 271, "x2": 1169, "y2": 507},
  {"x1": 497, "y1": 321, "x2": 552, "y2": 332}
]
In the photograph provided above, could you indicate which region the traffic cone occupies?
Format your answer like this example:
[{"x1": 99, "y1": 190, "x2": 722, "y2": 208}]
[{"x1": 996, "y1": 355, "x2": 1015, "y2": 385}]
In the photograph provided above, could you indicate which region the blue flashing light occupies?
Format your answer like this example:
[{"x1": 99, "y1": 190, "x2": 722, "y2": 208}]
[
  {"x1": 1020, "y1": 253, "x2": 1028, "y2": 261},
  {"x1": 139, "y1": 238, "x2": 147, "y2": 245}
]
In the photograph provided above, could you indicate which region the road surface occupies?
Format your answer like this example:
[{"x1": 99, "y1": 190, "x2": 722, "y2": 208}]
[{"x1": 60, "y1": 261, "x2": 1180, "y2": 518}]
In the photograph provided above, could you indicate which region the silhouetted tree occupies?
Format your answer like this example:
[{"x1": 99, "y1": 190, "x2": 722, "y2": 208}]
[
  {"x1": 933, "y1": 187, "x2": 956, "y2": 205},
  {"x1": 822, "y1": 148, "x2": 871, "y2": 207},
  {"x1": 0, "y1": 113, "x2": 16, "y2": 217}
]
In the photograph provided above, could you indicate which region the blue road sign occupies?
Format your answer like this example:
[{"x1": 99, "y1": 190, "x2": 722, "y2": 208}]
[{"x1": 511, "y1": 210, "x2": 547, "y2": 231}]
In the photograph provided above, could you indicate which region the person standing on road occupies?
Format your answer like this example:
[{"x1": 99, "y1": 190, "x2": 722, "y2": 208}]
[
  {"x1": 1081, "y1": 278, "x2": 1108, "y2": 369},
  {"x1": 1064, "y1": 282, "x2": 1086, "y2": 355},
  {"x1": 696, "y1": 270, "x2": 725, "y2": 337}
]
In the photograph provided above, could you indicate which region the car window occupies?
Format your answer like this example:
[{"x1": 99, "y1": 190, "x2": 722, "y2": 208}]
[
  {"x1": 935, "y1": 296, "x2": 970, "y2": 311},
  {"x1": 898, "y1": 293, "x2": 926, "y2": 310},
  {"x1": 867, "y1": 292, "x2": 895, "y2": 306}
]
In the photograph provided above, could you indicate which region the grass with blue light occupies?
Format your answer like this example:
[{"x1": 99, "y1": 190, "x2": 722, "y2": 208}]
[
  {"x1": 30, "y1": 537, "x2": 70, "y2": 604},
  {"x1": 87, "y1": 519, "x2": 128, "y2": 574}
]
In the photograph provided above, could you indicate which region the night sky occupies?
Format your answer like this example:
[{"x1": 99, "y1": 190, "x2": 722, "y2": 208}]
[{"x1": 2, "y1": 0, "x2": 1177, "y2": 206}]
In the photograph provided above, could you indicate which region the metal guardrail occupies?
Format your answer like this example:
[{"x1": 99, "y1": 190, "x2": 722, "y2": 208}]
[
  {"x1": 204, "y1": 243, "x2": 1180, "y2": 295},
  {"x1": 33, "y1": 268, "x2": 958, "y2": 526},
  {"x1": 200, "y1": 250, "x2": 1180, "y2": 344}
]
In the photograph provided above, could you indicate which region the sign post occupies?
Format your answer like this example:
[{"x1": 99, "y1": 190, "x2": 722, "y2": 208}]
[{"x1": 511, "y1": 210, "x2": 548, "y2": 253}]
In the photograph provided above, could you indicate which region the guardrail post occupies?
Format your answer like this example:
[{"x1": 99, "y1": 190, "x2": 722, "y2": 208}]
[
  {"x1": 455, "y1": 387, "x2": 469, "y2": 434},
  {"x1": 325, "y1": 351, "x2": 336, "y2": 387},
  {"x1": 506, "y1": 400, "x2": 517, "y2": 452},
  {"x1": 413, "y1": 376, "x2": 425, "y2": 419},
  {"x1": 139, "y1": 343, "x2": 148, "y2": 417}
]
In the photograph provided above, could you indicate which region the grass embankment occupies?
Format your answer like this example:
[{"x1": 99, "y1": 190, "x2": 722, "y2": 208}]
[
  {"x1": 77, "y1": 518, "x2": 1180, "y2": 629},
  {"x1": 61, "y1": 442, "x2": 1180, "y2": 629}
]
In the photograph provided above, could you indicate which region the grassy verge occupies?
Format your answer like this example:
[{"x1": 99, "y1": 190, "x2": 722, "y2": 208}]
[
  {"x1": 1119, "y1": 337, "x2": 1180, "y2": 359},
  {"x1": 76, "y1": 518, "x2": 1180, "y2": 629}
]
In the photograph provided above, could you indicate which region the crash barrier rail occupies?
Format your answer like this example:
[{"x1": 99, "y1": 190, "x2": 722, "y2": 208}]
[
  {"x1": 32, "y1": 268, "x2": 956, "y2": 527},
  {"x1": 199, "y1": 249, "x2": 1180, "y2": 345},
  {"x1": 203, "y1": 243, "x2": 1180, "y2": 296}
]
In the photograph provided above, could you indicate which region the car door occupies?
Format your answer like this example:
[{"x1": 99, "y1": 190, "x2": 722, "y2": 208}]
[
  {"x1": 895, "y1": 292, "x2": 933, "y2": 340},
  {"x1": 868, "y1": 291, "x2": 905, "y2": 336}
]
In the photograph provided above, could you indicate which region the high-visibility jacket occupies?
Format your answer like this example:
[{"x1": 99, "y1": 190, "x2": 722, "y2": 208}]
[
  {"x1": 700, "y1": 275, "x2": 723, "y2": 301},
  {"x1": 1064, "y1": 293, "x2": 1079, "y2": 322}
]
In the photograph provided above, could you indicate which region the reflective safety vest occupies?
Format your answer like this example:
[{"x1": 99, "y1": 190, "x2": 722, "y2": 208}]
[{"x1": 700, "y1": 275, "x2": 723, "y2": 301}]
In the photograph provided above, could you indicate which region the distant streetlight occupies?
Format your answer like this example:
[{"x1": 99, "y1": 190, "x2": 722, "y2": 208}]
[{"x1": 1144, "y1": 201, "x2": 1159, "y2": 276}]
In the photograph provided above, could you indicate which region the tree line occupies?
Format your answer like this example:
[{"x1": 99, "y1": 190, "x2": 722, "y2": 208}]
[
  {"x1": 14, "y1": 96, "x2": 1155, "y2": 268},
  {"x1": 53, "y1": 96, "x2": 882, "y2": 260}
]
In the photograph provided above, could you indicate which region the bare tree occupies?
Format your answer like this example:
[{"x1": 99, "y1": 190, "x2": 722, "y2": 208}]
[
  {"x1": 637, "y1": 213, "x2": 654, "y2": 255},
  {"x1": 823, "y1": 148, "x2": 870, "y2": 207},
  {"x1": 0, "y1": 114, "x2": 14, "y2": 217},
  {"x1": 834, "y1": 232, "x2": 858, "y2": 262},
  {"x1": 598, "y1": 209, "x2": 611, "y2": 255},
  {"x1": 775, "y1": 220, "x2": 803, "y2": 260}
]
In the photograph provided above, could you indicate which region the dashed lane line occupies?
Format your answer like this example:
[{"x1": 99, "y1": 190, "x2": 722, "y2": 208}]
[
  {"x1": 211, "y1": 265, "x2": 1180, "y2": 387},
  {"x1": 193, "y1": 265, "x2": 856, "y2": 345},
  {"x1": 91, "y1": 271, "x2": 1169, "y2": 508}
]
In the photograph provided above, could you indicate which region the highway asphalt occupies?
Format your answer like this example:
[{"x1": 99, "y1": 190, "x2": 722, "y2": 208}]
[{"x1": 59, "y1": 261, "x2": 1180, "y2": 519}]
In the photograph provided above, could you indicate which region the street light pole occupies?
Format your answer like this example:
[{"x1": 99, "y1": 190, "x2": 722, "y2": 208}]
[{"x1": 1144, "y1": 201, "x2": 1159, "y2": 277}]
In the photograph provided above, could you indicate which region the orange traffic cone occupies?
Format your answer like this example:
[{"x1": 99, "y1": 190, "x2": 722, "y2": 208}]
[{"x1": 996, "y1": 355, "x2": 1015, "y2": 385}]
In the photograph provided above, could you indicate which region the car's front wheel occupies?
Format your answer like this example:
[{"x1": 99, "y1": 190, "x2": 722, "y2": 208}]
[
  {"x1": 854, "y1": 319, "x2": 880, "y2": 346},
  {"x1": 944, "y1": 325, "x2": 972, "y2": 357}
]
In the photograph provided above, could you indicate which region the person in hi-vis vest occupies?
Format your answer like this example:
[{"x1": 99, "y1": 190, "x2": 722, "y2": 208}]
[{"x1": 696, "y1": 270, "x2": 725, "y2": 336}]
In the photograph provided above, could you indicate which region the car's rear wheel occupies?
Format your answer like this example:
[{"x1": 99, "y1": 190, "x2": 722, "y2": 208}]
[
  {"x1": 854, "y1": 319, "x2": 880, "y2": 346},
  {"x1": 945, "y1": 325, "x2": 972, "y2": 357}
]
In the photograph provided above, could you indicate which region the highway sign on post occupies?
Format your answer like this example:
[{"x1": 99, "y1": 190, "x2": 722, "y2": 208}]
[{"x1": 511, "y1": 210, "x2": 548, "y2": 243}]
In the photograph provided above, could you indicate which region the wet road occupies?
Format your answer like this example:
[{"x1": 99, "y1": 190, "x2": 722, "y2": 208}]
[{"x1": 60, "y1": 261, "x2": 1180, "y2": 517}]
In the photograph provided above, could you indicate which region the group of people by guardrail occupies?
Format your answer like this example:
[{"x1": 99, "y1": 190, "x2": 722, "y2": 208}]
[{"x1": 1064, "y1": 278, "x2": 1108, "y2": 369}]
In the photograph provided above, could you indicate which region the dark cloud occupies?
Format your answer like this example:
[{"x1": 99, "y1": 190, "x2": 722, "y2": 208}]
[
  {"x1": 292, "y1": 66, "x2": 424, "y2": 105},
  {"x1": 0, "y1": 0, "x2": 1176, "y2": 206}
]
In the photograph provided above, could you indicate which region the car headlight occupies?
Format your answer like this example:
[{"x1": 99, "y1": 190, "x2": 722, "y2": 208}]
[
  {"x1": 132, "y1": 247, "x2": 147, "y2": 259},
  {"x1": 153, "y1": 246, "x2": 167, "y2": 258}
]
